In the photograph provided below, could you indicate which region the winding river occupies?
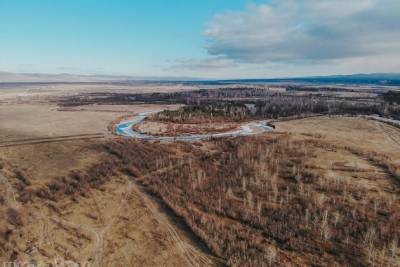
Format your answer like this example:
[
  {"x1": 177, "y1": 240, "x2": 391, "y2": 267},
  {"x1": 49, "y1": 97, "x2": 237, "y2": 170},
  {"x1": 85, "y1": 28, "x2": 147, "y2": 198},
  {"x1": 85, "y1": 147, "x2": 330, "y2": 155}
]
[{"x1": 116, "y1": 112, "x2": 274, "y2": 141}]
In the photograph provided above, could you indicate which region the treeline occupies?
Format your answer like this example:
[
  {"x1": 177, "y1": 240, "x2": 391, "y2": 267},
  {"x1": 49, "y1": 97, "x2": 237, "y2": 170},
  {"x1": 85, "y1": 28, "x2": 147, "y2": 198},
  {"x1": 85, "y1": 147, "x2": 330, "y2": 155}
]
[
  {"x1": 58, "y1": 88, "x2": 279, "y2": 107},
  {"x1": 58, "y1": 87, "x2": 400, "y2": 120},
  {"x1": 153, "y1": 96, "x2": 400, "y2": 122},
  {"x1": 151, "y1": 102, "x2": 253, "y2": 123},
  {"x1": 59, "y1": 86, "x2": 382, "y2": 108},
  {"x1": 254, "y1": 96, "x2": 397, "y2": 119},
  {"x1": 384, "y1": 91, "x2": 400, "y2": 105},
  {"x1": 286, "y1": 86, "x2": 356, "y2": 93}
]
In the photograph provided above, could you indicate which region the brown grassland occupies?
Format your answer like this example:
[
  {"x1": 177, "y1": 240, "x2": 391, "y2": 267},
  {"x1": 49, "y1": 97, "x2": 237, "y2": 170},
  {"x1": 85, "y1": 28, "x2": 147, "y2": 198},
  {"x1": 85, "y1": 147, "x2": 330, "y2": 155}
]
[
  {"x1": 133, "y1": 126, "x2": 400, "y2": 266},
  {"x1": 1, "y1": 84, "x2": 400, "y2": 266},
  {"x1": 0, "y1": 139, "x2": 217, "y2": 266},
  {"x1": 1, "y1": 116, "x2": 400, "y2": 266}
]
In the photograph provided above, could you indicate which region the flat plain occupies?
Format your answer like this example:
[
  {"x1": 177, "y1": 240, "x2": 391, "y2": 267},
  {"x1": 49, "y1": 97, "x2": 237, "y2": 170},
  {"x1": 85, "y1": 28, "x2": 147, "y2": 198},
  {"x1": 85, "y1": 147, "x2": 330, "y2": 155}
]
[{"x1": 0, "y1": 82, "x2": 399, "y2": 266}]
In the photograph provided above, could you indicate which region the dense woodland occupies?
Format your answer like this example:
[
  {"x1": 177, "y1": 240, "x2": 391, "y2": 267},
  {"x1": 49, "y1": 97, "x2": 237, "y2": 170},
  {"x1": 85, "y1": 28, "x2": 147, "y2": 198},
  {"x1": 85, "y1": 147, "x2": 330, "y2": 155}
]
[
  {"x1": 384, "y1": 91, "x2": 400, "y2": 105},
  {"x1": 60, "y1": 87, "x2": 400, "y2": 121},
  {"x1": 153, "y1": 97, "x2": 400, "y2": 122}
]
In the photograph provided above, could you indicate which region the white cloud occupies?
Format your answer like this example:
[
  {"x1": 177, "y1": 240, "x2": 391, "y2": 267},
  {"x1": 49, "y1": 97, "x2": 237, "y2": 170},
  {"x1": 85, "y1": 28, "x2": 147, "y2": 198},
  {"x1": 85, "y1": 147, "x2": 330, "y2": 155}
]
[
  {"x1": 167, "y1": 58, "x2": 236, "y2": 71},
  {"x1": 204, "y1": 0, "x2": 400, "y2": 64}
]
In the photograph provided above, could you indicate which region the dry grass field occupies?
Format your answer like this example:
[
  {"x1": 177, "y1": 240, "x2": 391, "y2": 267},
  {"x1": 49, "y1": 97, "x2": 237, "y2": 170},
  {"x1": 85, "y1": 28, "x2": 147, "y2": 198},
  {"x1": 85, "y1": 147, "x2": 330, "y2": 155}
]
[
  {"x1": 0, "y1": 83, "x2": 217, "y2": 266},
  {"x1": 0, "y1": 139, "x2": 219, "y2": 266},
  {"x1": 0, "y1": 82, "x2": 191, "y2": 141},
  {"x1": 2, "y1": 0, "x2": 400, "y2": 264},
  {"x1": 1, "y1": 83, "x2": 400, "y2": 266},
  {"x1": 276, "y1": 116, "x2": 400, "y2": 163},
  {"x1": 133, "y1": 118, "x2": 400, "y2": 266}
]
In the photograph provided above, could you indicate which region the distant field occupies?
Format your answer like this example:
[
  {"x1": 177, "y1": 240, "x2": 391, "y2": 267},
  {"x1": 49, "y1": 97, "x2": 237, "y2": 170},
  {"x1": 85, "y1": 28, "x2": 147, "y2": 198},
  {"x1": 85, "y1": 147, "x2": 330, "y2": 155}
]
[{"x1": 0, "y1": 82, "x2": 400, "y2": 266}]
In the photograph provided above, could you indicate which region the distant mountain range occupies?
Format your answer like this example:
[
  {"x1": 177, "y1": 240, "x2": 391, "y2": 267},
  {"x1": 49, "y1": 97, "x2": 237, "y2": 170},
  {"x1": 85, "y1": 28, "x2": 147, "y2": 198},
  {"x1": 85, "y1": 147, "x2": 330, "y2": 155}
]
[
  {"x1": 218, "y1": 73, "x2": 400, "y2": 86},
  {"x1": 0, "y1": 71, "x2": 196, "y2": 83},
  {"x1": 0, "y1": 71, "x2": 127, "y2": 83},
  {"x1": 1, "y1": 71, "x2": 400, "y2": 86}
]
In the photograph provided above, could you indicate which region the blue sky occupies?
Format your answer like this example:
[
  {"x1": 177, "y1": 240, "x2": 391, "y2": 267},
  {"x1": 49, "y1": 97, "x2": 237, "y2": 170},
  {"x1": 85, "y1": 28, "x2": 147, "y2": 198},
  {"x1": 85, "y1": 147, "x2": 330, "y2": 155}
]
[{"x1": 0, "y1": 0, "x2": 399, "y2": 78}]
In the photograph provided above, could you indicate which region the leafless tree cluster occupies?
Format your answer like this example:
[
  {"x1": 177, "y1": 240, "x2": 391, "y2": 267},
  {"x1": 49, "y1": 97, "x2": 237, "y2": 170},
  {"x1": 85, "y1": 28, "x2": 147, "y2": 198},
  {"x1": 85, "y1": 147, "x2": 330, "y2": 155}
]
[
  {"x1": 130, "y1": 135, "x2": 400, "y2": 266},
  {"x1": 16, "y1": 140, "x2": 177, "y2": 203},
  {"x1": 58, "y1": 87, "x2": 400, "y2": 120},
  {"x1": 5, "y1": 135, "x2": 400, "y2": 265},
  {"x1": 153, "y1": 96, "x2": 400, "y2": 122}
]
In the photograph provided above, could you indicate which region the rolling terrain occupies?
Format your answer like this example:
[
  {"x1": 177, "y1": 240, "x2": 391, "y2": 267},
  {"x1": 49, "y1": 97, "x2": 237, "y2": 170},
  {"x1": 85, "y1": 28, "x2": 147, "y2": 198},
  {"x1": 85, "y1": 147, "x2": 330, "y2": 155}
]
[{"x1": 0, "y1": 82, "x2": 399, "y2": 266}]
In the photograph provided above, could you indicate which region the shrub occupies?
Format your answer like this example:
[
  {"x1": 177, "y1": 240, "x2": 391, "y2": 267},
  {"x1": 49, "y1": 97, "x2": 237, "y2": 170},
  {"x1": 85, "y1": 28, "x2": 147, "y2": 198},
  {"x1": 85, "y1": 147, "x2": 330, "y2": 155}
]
[{"x1": 6, "y1": 208, "x2": 22, "y2": 227}]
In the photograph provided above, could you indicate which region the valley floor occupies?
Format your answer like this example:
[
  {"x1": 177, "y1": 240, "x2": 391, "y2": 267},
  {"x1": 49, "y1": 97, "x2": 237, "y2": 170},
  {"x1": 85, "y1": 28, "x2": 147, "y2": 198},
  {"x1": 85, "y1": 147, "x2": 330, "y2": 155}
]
[{"x1": 0, "y1": 83, "x2": 399, "y2": 266}]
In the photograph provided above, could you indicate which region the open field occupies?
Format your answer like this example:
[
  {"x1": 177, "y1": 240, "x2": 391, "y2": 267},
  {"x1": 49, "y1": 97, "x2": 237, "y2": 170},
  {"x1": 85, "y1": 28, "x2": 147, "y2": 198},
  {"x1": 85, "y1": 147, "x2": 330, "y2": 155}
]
[
  {"x1": 0, "y1": 82, "x2": 189, "y2": 141},
  {"x1": 0, "y1": 82, "x2": 400, "y2": 266},
  {"x1": 0, "y1": 102, "x2": 182, "y2": 141},
  {"x1": 276, "y1": 116, "x2": 400, "y2": 164},
  {"x1": 0, "y1": 83, "x2": 217, "y2": 266}
]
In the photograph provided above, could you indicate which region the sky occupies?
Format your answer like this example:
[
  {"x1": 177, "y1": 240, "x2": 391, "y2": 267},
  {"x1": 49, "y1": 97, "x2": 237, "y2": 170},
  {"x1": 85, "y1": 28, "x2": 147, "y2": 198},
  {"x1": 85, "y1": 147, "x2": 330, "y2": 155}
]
[{"x1": 0, "y1": 0, "x2": 399, "y2": 79}]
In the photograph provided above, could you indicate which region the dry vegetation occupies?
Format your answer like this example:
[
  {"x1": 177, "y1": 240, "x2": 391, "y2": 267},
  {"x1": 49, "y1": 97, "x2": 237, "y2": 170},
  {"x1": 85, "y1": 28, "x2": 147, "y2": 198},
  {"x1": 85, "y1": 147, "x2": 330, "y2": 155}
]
[
  {"x1": 131, "y1": 132, "x2": 400, "y2": 266},
  {"x1": 59, "y1": 87, "x2": 400, "y2": 122},
  {"x1": 0, "y1": 118, "x2": 400, "y2": 266},
  {"x1": 133, "y1": 120, "x2": 239, "y2": 136},
  {"x1": 1, "y1": 116, "x2": 400, "y2": 266},
  {"x1": 0, "y1": 140, "x2": 217, "y2": 265},
  {"x1": 2, "y1": 82, "x2": 400, "y2": 266}
]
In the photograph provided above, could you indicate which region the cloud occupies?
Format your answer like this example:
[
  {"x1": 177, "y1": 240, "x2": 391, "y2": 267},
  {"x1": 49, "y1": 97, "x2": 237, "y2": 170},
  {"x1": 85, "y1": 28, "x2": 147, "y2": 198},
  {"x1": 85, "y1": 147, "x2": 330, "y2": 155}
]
[
  {"x1": 204, "y1": 0, "x2": 400, "y2": 64},
  {"x1": 167, "y1": 58, "x2": 236, "y2": 71}
]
